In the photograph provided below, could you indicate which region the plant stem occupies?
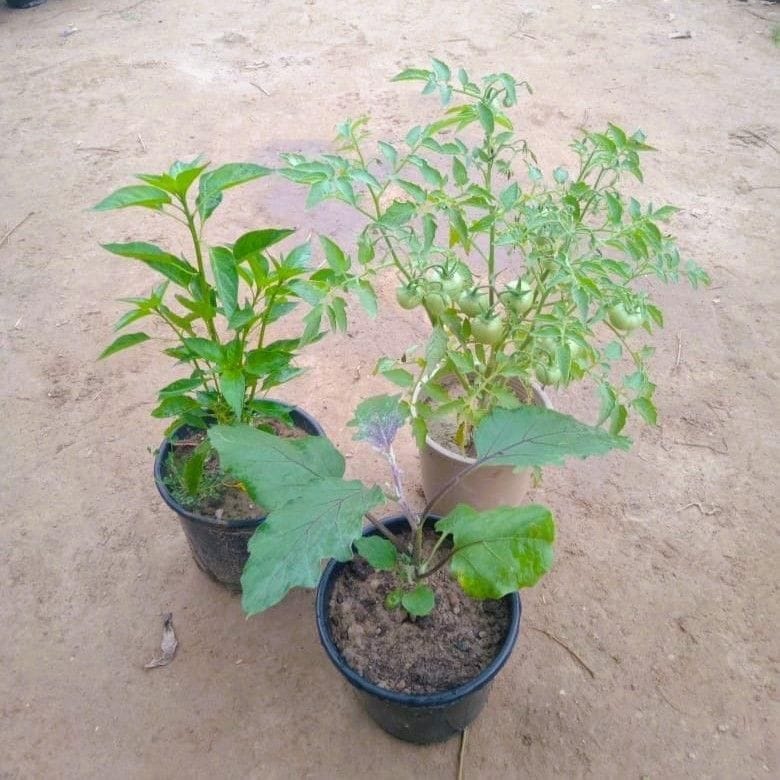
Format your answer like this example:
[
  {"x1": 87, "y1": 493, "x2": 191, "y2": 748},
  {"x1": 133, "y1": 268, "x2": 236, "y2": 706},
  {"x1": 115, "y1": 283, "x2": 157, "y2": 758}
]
[{"x1": 364, "y1": 512, "x2": 408, "y2": 553}]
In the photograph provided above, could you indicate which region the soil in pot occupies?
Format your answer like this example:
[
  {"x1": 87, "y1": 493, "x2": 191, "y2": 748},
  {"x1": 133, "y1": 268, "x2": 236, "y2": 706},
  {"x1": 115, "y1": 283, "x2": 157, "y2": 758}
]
[
  {"x1": 328, "y1": 530, "x2": 510, "y2": 695},
  {"x1": 161, "y1": 416, "x2": 305, "y2": 520}
]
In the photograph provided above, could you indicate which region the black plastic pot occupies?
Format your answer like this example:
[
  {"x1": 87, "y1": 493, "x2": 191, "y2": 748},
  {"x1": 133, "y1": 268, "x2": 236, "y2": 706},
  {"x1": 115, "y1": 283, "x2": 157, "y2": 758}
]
[
  {"x1": 315, "y1": 515, "x2": 522, "y2": 744},
  {"x1": 154, "y1": 404, "x2": 326, "y2": 590}
]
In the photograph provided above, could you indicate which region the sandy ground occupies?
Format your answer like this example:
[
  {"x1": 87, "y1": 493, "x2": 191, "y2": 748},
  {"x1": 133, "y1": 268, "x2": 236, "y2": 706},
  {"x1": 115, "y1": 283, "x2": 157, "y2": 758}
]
[{"x1": 1, "y1": 0, "x2": 778, "y2": 778}]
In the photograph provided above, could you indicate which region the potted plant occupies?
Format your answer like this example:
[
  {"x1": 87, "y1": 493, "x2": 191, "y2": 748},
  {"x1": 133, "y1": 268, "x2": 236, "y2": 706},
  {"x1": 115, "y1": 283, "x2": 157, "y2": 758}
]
[
  {"x1": 208, "y1": 395, "x2": 628, "y2": 742},
  {"x1": 277, "y1": 61, "x2": 710, "y2": 512},
  {"x1": 94, "y1": 157, "x2": 375, "y2": 588}
]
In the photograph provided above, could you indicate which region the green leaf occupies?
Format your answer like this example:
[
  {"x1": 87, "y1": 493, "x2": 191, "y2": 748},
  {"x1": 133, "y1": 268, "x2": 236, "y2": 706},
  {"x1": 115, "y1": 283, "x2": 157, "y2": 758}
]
[
  {"x1": 239, "y1": 478, "x2": 384, "y2": 615},
  {"x1": 396, "y1": 179, "x2": 426, "y2": 203},
  {"x1": 402, "y1": 584, "x2": 435, "y2": 617},
  {"x1": 327, "y1": 297, "x2": 348, "y2": 332},
  {"x1": 210, "y1": 246, "x2": 238, "y2": 319},
  {"x1": 392, "y1": 68, "x2": 432, "y2": 82},
  {"x1": 452, "y1": 157, "x2": 468, "y2": 187},
  {"x1": 380, "y1": 201, "x2": 416, "y2": 227},
  {"x1": 355, "y1": 280, "x2": 378, "y2": 316},
  {"x1": 208, "y1": 423, "x2": 346, "y2": 511},
  {"x1": 151, "y1": 395, "x2": 200, "y2": 418},
  {"x1": 182, "y1": 446, "x2": 208, "y2": 498},
  {"x1": 196, "y1": 188, "x2": 223, "y2": 222},
  {"x1": 220, "y1": 368, "x2": 245, "y2": 419},
  {"x1": 158, "y1": 376, "x2": 203, "y2": 398},
  {"x1": 99, "y1": 331, "x2": 150, "y2": 359},
  {"x1": 354, "y1": 536, "x2": 398, "y2": 571},
  {"x1": 93, "y1": 185, "x2": 171, "y2": 211},
  {"x1": 378, "y1": 141, "x2": 398, "y2": 167},
  {"x1": 476, "y1": 102, "x2": 495, "y2": 135},
  {"x1": 425, "y1": 326, "x2": 448, "y2": 369},
  {"x1": 244, "y1": 348, "x2": 293, "y2": 377},
  {"x1": 430, "y1": 58, "x2": 451, "y2": 82},
  {"x1": 102, "y1": 242, "x2": 197, "y2": 288},
  {"x1": 380, "y1": 368, "x2": 415, "y2": 388},
  {"x1": 320, "y1": 237, "x2": 349, "y2": 274},
  {"x1": 609, "y1": 403, "x2": 628, "y2": 435},
  {"x1": 474, "y1": 406, "x2": 630, "y2": 468},
  {"x1": 422, "y1": 214, "x2": 437, "y2": 249},
  {"x1": 437, "y1": 504, "x2": 555, "y2": 599},
  {"x1": 200, "y1": 163, "x2": 271, "y2": 194},
  {"x1": 183, "y1": 337, "x2": 224, "y2": 365},
  {"x1": 233, "y1": 229, "x2": 295, "y2": 261},
  {"x1": 603, "y1": 341, "x2": 623, "y2": 361},
  {"x1": 632, "y1": 397, "x2": 658, "y2": 425}
]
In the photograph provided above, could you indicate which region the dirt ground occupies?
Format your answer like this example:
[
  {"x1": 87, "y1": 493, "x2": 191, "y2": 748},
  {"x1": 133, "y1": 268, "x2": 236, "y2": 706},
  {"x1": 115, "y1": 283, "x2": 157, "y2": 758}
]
[{"x1": 1, "y1": 0, "x2": 778, "y2": 778}]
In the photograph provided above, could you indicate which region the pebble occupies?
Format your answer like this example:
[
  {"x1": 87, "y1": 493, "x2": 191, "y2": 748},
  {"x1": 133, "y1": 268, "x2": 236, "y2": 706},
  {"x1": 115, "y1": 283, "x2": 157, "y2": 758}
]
[{"x1": 717, "y1": 723, "x2": 729, "y2": 733}]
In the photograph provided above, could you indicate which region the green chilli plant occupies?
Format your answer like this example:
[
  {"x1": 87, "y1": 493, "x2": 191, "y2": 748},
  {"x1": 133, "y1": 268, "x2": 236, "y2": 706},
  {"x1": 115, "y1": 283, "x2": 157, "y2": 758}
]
[
  {"x1": 278, "y1": 60, "x2": 710, "y2": 450},
  {"x1": 207, "y1": 395, "x2": 627, "y2": 615},
  {"x1": 94, "y1": 157, "x2": 373, "y2": 502}
]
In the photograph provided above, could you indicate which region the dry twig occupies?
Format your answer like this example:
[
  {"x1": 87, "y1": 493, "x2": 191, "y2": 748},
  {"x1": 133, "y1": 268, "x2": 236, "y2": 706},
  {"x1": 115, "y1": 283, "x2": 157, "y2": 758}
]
[
  {"x1": 76, "y1": 146, "x2": 120, "y2": 154},
  {"x1": 250, "y1": 81, "x2": 270, "y2": 96},
  {"x1": 137, "y1": 134, "x2": 147, "y2": 152},
  {"x1": 529, "y1": 625, "x2": 595, "y2": 679},
  {"x1": 0, "y1": 212, "x2": 34, "y2": 248},
  {"x1": 457, "y1": 727, "x2": 468, "y2": 780},
  {"x1": 672, "y1": 438, "x2": 729, "y2": 455},
  {"x1": 672, "y1": 332, "x2": 683, "y2": 372}
]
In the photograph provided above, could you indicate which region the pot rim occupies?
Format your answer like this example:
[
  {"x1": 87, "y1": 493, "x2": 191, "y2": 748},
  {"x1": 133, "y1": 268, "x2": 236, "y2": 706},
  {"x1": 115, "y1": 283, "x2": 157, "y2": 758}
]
[
  {"x1": 412, "y1": 380, "x2": 553, "y2": 465},
  {"x1": 153, "y1": 403, "x2": 325, "y2": 529},
  {"x1": 315, "y1": 514, "x2": 522, "y2": 708}
]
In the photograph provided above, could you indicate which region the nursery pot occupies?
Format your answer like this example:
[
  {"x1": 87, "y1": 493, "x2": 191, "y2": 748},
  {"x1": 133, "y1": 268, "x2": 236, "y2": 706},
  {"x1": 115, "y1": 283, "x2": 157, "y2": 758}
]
[
  {"x1": 415, "y1": 381, "x2": 553, "y2": 515},
  {"x1": 315, "y1": 516, "x2": 522, "y2": 744},
  {"x1": 154, "y1": 404, "x2": 326, "y2": 590}
]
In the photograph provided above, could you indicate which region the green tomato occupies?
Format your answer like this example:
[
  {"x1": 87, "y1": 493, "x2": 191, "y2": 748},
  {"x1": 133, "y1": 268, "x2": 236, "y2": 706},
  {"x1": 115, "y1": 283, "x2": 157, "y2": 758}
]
[
  {"x1": 607, "y1": 303, "x2": 644, "y2": 331},
  {"x1": 423, "y1": 292, "x2": 448, "y2": 318},
  {"x1": 535, "y1": 362, "x2": 562, "y2": 386},
  {"x1": 500, "y1": 279, "x2": 534, "y2": 315},
  {"x1": 440, "y1": 265, "x2": 470, "y2": 297},
  {"x1": 457, "y1": 287, "x2": 490, "y2": 317},
  {"x1": 396, "y1": 283, "x2": 422, "y2": 310},
  {"x1": 471, "y1": 314, "x2": 505, "y2": 347}
]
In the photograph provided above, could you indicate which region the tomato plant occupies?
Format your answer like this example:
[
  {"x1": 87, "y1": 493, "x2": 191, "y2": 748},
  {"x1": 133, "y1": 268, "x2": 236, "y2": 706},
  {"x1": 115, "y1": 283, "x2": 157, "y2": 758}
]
[{"x1": 279, "y1": 60, "x2": 710, "y2": 445}]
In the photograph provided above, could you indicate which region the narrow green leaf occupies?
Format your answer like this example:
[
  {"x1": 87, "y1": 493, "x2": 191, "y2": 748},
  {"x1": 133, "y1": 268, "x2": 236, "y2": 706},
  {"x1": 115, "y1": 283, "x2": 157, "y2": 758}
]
[
  {"x1": 476, "y1": 102, "x2": 495, "y2": 135},
  {"x1": 93, "y1": 185, "x2": 170, "y2": 211},
  {"x1": 99, "y1": 331, "x2": 150, "y2": 359},
  {"x1": 219, "y1": 369, "x2": 245, "y2": 420},
  {"x1": 355, "y1": 279, "x2": 378, "y2": 317},
  {"x1": 452, "y1": 157, "x2": 468, "y2": 187},
  {"x1": 392, "y1": 68, "x2": 432, "y2": 82},
  {"x1": 430, "y1": 58, "x2": 451, "y2": 82},
  {"x1": 183, "y1": 337, "x2": 224, "y2": 365},
  {"x1": 320, "y1": 237, "x2": 349, "y2": 274},
  {"x1": 102, "y1": 242, "x2": 197, "y2": 288},
  {"x1": 354, "y1": 536, "x2": 398, "y2": 571},
  {"x1": 151, "y1": 395, "x2": 200, "y2": 418},
  {"x1": 182, "y1": 446, "x2": 207, "y2": 498},
  {"x1": 210, "y1": 246, "x2": 238, "y2": 319},
  {"x1": 632, "y1": 397, "x2": 658, "y2": 425},
  {"x1": 158, "y1": 376, "x2": 203, "y2": 398},
  {"x1": 200, "y1": 163, "x2": 271, "y2": 193},
  {"x1": 397, "y1": 179, "x2": 426, "y2": 203},
  {"x1": 233, "y1": 229, "x2": 295, "y2": 261}
]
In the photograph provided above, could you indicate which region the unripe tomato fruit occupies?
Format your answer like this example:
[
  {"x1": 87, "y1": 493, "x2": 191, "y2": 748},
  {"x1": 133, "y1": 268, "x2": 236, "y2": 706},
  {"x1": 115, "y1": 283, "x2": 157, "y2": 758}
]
[
  {"x1": 396, "y1": 283, "x2": 422, "y2": 310},
  {"x1": 423, "y1": 292, "x2": 448, "y2": 318},
  {"x1": 471, "y1": 314, "x2": 504, "y2": 346},
  {"x1": 535, "y1": 362, "x2": 562, "y2": 386},
  {"x1": 458, "y1": 287, "x2": 490, "y2": 317},
  {"x1": 440, "y1": 265, "x2": 470, "y2": 297},
  {"x1": 607, "y1": 303, "x2": 643, "y2": 331},
  {"x1": 500, "y1": 278, "x2": 534, "y2": 315}
]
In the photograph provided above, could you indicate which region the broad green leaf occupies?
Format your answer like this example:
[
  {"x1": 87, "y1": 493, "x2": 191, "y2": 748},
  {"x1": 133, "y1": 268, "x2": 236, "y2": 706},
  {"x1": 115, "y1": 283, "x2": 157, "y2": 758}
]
[
  {"x1": 380, "y1": 201, "x2": 415, "y2": 227},
  {"x1": 378, "y1": 141, "x2": 398, "y2": 167},
  {"x1": 632, "y1": 397, "x2": 657, "y2": 425},
  {"x1": 437, "y1": 504, "x2": 555, "y2": 599},
  {"x1": 99, "y1": 331, "x2": 150, "y2": 359},
  {"x1": 102, "y1": 242, "x2": 197, "y2": 288},
  {"x1": 233, "y1": 229, "x2": 295, "y2": 261},
  {"x1": 397, "y1": 179, "x2": 426, "y2": 203},
  {"x1": 452, "y1": 157, "x2": 468, "y2": 187},
  {"x1": 354, "y1": 536, "x2": 398, "y2": 571},
  {"x1": 240, "y1": 479, "x2": 384, "y2": 615},
  {"x1": 380, "y1": 368, "x2": 414, "y2": 388},
  {"x1": 430, "y1": 58, "x2": 451, "y2": 82},
  {"x1": 474, "y1": 406, "x2": 630, "y2": 468},
  {"x1": 208, "y1": 423, "x2": 345, "y2": 511},
  {"x1": 402, "y1": 584, "x2": 435, "y2": 617},
  {"x1": 183, "y1": 337, "x2": 224, "y2": 365},
  {"x1": 244, "y1": 348, "x2": 293, "y2": 377},
  {"x1": 93, "y1": 185, "x2": 171, "y2": 211},
  {"x1": 210, "y1": 246, "x2": 238, "y2": 319},
  {"x1": 609, "y1": 403, "x2": 628, "y2": 435},
  {"x1": 219, "y1": 368, "x2": 245, "y2": 419},
  {"x1": 476, "y1": 102, "x2": 495, "y2": 135}
]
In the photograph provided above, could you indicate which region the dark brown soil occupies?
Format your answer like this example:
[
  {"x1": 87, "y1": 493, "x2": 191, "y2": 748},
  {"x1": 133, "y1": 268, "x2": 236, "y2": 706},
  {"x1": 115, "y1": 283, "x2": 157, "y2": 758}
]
[
  {"x1": 328, "y1": 531, "x2": 511, "y2": 695},
  {"x1": 164, "y1": 417, "x2": 306, "y2": 520}
]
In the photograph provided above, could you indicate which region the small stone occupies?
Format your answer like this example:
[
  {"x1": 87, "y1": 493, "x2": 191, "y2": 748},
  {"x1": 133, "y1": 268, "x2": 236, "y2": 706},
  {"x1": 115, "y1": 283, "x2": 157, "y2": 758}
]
[
  {"x1": 717, "y1": 724, "x2": 729, "y2": 733},
  {"x1": 477, "y1": 630, "x2": 487, "y2": 639},
  {"x1": 688, "y1": 752, "x2": 697, "y2": 760}
]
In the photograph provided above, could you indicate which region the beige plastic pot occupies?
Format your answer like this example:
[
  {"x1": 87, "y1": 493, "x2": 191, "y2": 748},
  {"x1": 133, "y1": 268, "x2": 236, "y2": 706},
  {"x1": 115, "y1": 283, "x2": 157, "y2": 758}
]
[{"x1": 416, "y1": 381, "x2": 553, "y2": 515}]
